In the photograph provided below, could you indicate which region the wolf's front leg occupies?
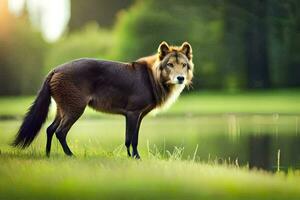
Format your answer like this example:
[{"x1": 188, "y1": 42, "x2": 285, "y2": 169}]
[{"x1": 125, "y1": 112, "x2": 142, "y2": 159}]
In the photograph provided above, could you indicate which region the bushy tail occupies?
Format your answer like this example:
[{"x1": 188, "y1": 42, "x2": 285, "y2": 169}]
[{"x1": 12, "y1": 73, "x2": 53, "y2": 148}]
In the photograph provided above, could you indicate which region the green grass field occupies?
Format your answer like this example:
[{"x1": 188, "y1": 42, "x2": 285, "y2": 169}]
[
  {"x1": 1, "y1": 90, "x2": 300, "y2": 200},
  {"x1": 1, "y1": 89, "x2": 300, "y2": 118}
]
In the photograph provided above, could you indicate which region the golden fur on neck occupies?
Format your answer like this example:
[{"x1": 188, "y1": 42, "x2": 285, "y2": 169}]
[{"x1": 137, "y1": 46, "x2": 193, "y2": 114}]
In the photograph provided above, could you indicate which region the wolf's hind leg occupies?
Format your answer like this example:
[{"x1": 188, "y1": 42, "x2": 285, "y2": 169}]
[
  {"x1": 55, "y1": 107, "x2": 85, "y2": 156},
  {"x1": 46, "y1": 111, "x2": 61, "y2": 157},
  {"x1": 50, "y1": 77, "x2": 88, "y2": 156}
]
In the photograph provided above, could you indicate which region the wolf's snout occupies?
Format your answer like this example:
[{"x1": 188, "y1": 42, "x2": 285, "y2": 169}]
[{"x1": 177, "y1": 76, "x2": 185, "y2": 84}]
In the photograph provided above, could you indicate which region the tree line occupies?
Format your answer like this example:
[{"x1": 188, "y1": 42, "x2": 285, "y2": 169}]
[{"x1": 0, "y1": 0, "x2": 299, "y2": 95}]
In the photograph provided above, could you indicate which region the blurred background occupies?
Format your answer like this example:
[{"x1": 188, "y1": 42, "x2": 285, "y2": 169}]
[
  {"x1": 0, "y1": 0, "x2": 299, "y2": 95},
  {"x1": 0, "y1": 0, "x2": 300, "y2": 172},
  {"x1": 0, "y1": 0, "x2": 300, "y2": 186}
]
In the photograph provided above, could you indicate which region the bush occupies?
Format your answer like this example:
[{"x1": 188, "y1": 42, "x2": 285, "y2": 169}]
[
  {"x1": 0, "y1": 16, "x2": 48, "y2": 95},
  {"x1": 44, "y1": 23, "x2": 114, "y2": 72}
]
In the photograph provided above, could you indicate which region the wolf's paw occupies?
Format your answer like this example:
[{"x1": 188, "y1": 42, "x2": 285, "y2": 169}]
[{"x1": 132, "y1": 150, "x2": 141, "y2": 159}]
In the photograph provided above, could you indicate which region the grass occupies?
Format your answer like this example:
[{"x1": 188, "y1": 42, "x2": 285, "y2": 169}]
[
  {"x1": 1, "y1": 155, "x2": 300, "y2": 200},
  {"x1": 173, "y1": 89, "x2": 300, "y2": 115},
  {"x1": 1, "y1": 90, "x2": 300, "y2": 199},
  {"x1": 1, "y1": 89, "x2": 300, "y2": 118}
]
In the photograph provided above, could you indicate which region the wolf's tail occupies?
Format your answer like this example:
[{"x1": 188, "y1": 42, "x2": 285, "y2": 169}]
[{"x1": 12, "y1": 72, "x2": 54, "y2": 148}]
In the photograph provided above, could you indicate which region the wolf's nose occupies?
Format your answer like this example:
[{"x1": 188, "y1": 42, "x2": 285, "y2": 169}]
[{"x1": 177, "y1": 76, "x2": 185, "y2": 83}]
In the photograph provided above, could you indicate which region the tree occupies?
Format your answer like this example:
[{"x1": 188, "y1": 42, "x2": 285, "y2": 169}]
[
  {"x1": 69, "y1": 0, "x2": 133, "y2": 30},
  {"x1": 245, "y1": 0, "x2": 270, "y2": 88},
  {"x1": 0, "y1": 2, "x2": 48, "y2": 95}
]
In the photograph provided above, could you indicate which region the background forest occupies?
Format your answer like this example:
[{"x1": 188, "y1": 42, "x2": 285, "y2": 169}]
[{"x1": 1, "y1": 0, "x2": 299, "y2": 95}]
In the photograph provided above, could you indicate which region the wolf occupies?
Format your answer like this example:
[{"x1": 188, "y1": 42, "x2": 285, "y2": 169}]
[{"x1": 13, "y1": 41, "x2": 194, "y2": 159}]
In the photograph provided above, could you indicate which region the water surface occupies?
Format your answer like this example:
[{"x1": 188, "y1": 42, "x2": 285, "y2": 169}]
[{"x1": 0, "y1": 114, "x2": 299, "y2": 171}]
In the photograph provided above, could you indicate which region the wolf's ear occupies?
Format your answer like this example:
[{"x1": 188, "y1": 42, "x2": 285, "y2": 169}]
[
  {"x1": 158, "y1": 41, "x2": 170, "y2": 60},
  {"x1": 180, "y1": 42, "x2": 193, "y2": 60}
]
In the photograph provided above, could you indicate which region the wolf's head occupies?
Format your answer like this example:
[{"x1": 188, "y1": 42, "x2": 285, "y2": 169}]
[{"x1": 155, "y1": 41, "x2": 194, "y2": 87}]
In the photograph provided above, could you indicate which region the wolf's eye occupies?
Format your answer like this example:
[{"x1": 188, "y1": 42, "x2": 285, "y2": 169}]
[
  {"x1": 167, "y1": 63, "x2": 173, "y2": 68},
  {"x1": 182, "y1": 63, "x2": 187, "y2": 68}
]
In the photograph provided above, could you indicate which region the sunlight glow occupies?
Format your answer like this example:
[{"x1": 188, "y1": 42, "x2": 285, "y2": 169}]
[
  {"x1": 8, "y1": 0, "x2": 25, "y2": 16},
  {"x1": 8, "y1": 0, "x2": 70, "y2": 42}
]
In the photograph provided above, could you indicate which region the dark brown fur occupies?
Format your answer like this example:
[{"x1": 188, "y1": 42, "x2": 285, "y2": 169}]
[{"x1": 13, "y1": 42, "x2": 193, "y2": 159}]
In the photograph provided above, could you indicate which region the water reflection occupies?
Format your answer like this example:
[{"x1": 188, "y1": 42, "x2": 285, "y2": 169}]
[
  {"x1": 249, "y1": 135, "x2": 271, "y2": 170},
  {"x1": 1, "y1": 114, "x2": 299, "y2": 172},
  {"x1": 154, "y1": 114, "x2": 300, "y2": 172}
]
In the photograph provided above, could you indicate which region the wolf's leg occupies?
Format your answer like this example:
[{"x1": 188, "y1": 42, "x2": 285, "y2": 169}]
[
  {"x1": 132, "y1": 116, "x2": 143, "y2": 159},
  {"x1": 50, "y1": 77, "x2": 88, "y2": 156},
  {"x1": 125, "y1": 112, "x2": 142, "y2": 159},
  {"x1": 125, "y1": 115, "x2": 132, "y2": 157},
  {"x1": 46, "y1": 110, "x2": 61, "y2": 157},
  {"x1": 55, "y1": 108, "x2": 85, "y2": 156},
  {"x1": 125, "y1": 113, "x2": 139, "y2": 157}
]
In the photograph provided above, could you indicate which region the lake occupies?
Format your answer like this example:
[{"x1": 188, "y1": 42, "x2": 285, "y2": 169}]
[{"x1": 0, "y1": 114, "x2": 299, "y2": 171}]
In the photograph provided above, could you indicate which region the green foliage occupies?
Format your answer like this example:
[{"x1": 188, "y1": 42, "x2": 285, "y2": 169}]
[
  {"x1": 113, "y1": 0, "x2": 225, "y2": 89},
  {"x1": 268, "y1": 0, "x2": 300, "y2": 87},
  {"x1": 1, "y1": 0, "x2": 300, "y2": 95},
  {"x1": 44, "y1": 23, "x2": 113, "y2": 72},
  {"x1": 69, "y1": 0, "x2": 133, "y2": 29},
  {"x1": 113, "y1": 0, "x2": 300, "y2": 90},
  {"x1": 0, "y1": 17, "x2": 48, "y2": 95}
]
